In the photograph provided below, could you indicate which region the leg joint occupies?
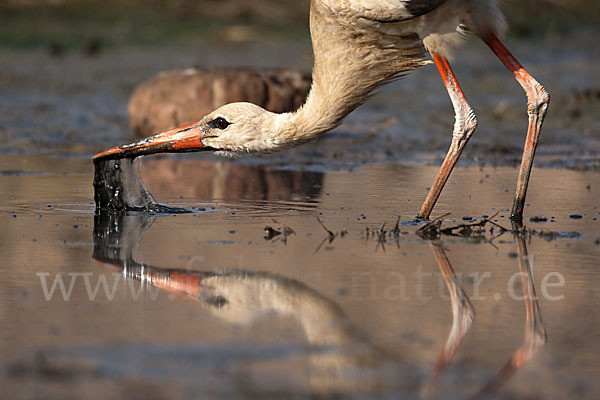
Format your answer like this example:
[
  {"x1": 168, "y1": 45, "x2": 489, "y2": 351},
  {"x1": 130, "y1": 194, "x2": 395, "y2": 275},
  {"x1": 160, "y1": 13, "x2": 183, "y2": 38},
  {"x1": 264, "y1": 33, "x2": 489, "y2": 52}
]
[
  {"x1": 528, "y1": 82, "x2": 550, "y2": 116},
  {"x1": 453, "y1": 108, "x2": 478, "y2": 140}
]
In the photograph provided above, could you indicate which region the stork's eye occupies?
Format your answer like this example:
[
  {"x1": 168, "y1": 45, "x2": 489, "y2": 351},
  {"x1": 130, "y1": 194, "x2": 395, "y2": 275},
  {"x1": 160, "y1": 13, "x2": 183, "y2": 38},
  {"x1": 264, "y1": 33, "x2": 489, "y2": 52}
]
[
  {"x1": 210, "y1": 117, "x2": 231, "y2": 130},
  {"x1": 205, "y1": 295, "x2": 228, "y2": 308}
]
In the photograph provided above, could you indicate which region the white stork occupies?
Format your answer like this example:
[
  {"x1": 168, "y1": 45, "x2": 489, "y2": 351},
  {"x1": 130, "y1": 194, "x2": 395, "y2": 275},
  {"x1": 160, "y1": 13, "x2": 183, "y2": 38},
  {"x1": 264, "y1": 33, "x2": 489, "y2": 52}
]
[{"x1": 95, "y1": 0, "x2": 549, "y2": 220}]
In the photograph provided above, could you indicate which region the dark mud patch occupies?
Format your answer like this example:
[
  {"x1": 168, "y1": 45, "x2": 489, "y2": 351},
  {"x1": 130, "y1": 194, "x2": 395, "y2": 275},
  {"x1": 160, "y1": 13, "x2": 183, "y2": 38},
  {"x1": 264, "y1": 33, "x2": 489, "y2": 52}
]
[
  {"x1": 93, "y1": 157, "x2": 190, "y2": 214},
  {"x1": 416, "y1": 213, "x2": 510, "y2": 242},
  {"x1": 413, "y1": 214, "x2": 583, "y2": 244},
  {"x1": 529, "y1": 215, "x2": 548, "y2": 223},
  {"x1": 263, "y1": 224, "x2": 295, "y2": 242}
]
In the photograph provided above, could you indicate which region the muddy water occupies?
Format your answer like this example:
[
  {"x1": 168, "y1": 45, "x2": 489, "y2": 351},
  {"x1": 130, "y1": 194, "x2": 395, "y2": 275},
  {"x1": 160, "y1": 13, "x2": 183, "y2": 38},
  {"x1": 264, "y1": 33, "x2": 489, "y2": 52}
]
[
  {"x1": 1, "y1": 152, "x2": 599, "y2": 399},
  {"x1": 93, "y1": 157, "x2": 189, "y2": 214}
]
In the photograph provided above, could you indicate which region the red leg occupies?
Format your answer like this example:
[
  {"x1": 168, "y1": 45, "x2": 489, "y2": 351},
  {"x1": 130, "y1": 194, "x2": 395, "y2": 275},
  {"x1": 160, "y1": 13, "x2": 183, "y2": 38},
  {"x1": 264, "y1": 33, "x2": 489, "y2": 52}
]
[
  {"x1": 483, "y1": 34, "x2": 550, "y2": 220},
  {"x1": 418, "y1": 54, "x2": 477, "y2": 220}
]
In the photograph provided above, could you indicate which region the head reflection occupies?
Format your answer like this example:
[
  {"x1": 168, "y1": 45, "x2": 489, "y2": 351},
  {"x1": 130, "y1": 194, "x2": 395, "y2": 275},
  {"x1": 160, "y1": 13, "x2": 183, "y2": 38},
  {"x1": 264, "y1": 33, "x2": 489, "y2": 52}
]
[{"x1": 92, "y1": 212, "x2": 411, "y2": 393}]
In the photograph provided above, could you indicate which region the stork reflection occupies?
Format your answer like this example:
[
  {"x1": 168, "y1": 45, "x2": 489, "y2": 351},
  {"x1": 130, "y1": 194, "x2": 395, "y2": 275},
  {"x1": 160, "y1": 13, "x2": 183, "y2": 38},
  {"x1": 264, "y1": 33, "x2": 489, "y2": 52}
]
[{"x1": 92, "y1": 212, "x2": 546, "y2": 397}]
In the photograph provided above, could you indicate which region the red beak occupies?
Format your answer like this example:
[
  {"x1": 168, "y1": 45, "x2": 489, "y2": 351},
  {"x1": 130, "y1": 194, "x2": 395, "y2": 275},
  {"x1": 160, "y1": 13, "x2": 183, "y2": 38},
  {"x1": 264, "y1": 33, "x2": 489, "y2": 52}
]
[{"x1": 93, "y1": 121, "x2": 207, "y2": 160}]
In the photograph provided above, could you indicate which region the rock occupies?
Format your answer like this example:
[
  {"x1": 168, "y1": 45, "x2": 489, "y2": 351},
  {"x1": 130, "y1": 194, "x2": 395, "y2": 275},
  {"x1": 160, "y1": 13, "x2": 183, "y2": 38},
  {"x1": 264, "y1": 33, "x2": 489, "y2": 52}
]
[{"x1": 128, "y1": 66, "x2": 311, "y2": 137}]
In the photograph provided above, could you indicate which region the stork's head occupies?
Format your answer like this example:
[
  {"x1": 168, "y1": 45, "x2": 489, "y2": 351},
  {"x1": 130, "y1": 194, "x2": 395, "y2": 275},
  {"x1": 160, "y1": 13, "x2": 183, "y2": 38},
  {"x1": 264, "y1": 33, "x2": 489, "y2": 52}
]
[{"x1": 93, "y1": 102, "x2": 284, "y2": 160}]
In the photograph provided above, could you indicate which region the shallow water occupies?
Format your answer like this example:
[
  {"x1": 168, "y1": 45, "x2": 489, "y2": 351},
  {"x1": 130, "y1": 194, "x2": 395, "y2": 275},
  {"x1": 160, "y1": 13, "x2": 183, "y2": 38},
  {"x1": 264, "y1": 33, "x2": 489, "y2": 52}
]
[{"x1": 1, "y1": 152, "x2": 599, "y2": 399}]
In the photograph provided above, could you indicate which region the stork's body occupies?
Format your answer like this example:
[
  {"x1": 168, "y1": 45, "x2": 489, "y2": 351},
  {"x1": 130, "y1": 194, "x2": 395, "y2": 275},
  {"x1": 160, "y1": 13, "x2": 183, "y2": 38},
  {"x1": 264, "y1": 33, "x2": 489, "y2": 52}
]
[{"x1": 95, "y1": 0, "x2": 549, "y2": 220}]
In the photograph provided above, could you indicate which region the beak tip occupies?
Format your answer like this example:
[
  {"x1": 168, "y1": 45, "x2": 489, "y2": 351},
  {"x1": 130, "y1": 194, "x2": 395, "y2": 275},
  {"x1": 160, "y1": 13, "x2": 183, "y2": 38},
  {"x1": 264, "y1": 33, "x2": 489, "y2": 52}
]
[
  {"x1": 92, "y1": 147, "x2": 119, "y2": 161},
  {"x1": 93, "y1": 120, "x2": 206, "y2": 161}
]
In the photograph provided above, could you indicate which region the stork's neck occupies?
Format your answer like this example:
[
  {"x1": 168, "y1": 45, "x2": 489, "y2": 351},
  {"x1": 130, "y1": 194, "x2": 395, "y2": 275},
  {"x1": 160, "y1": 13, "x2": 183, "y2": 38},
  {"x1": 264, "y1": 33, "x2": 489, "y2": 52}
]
[
  {"x1": 273, "y1": 50, "x2": 379, "y2": 146},
  {"x1": 270, "y1": 0, "x2": 428, "y2": 148},
  {"x1": 273, "y1": 83, "x2": 354, "y2": 145}
]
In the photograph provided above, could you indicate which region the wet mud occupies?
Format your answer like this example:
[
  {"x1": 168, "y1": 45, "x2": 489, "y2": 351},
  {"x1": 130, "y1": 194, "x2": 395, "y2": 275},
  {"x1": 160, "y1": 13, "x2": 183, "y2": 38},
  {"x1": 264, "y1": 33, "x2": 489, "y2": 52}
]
[{"x1": 93, "y1": 157, "x2": 189, "y2": 214}]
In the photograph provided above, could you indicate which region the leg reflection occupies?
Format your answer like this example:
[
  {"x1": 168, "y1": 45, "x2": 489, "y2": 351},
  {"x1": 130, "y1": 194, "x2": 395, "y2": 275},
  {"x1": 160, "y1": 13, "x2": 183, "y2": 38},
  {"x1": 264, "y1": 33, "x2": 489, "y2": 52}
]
[
  {"x1": 478, "y1": 221, "x2": 547, "y2": 396},
  {"x1": 424, "y1": 243, "x2": 476, "y2": 395}
]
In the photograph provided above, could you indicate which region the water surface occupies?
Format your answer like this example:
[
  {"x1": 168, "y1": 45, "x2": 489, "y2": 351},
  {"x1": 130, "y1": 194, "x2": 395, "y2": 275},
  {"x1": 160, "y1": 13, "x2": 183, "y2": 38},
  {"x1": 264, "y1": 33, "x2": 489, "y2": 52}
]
[{"x1": 1, "y1": 153, "x2": 599, "y2": 399}]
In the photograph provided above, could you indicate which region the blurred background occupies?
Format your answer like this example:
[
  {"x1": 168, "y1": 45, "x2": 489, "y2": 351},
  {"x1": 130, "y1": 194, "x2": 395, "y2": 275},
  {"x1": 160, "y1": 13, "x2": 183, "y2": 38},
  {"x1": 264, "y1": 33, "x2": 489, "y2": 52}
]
[
  {"x1": 1, "y1": 0, "x2": 599, "y2": 50},
  {"x1": 0, "y1": 0, "x2": 598, "y2": 166}
]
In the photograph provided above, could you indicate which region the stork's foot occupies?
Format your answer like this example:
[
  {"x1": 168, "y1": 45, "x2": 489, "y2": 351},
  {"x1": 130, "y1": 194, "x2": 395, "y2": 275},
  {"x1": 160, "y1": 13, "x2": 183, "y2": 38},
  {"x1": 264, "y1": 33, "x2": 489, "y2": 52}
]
[{"x1": 509, "y1": 211, "x2": 524, "y2": 223}]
